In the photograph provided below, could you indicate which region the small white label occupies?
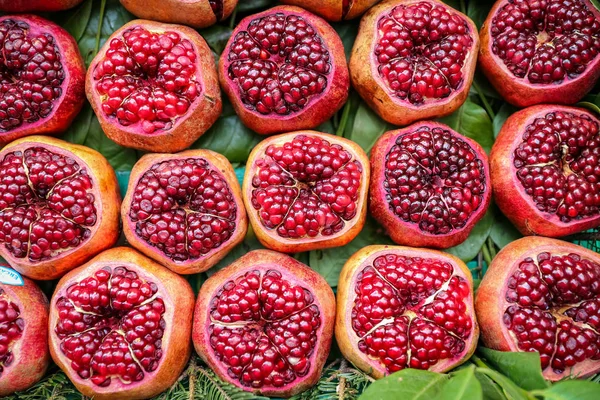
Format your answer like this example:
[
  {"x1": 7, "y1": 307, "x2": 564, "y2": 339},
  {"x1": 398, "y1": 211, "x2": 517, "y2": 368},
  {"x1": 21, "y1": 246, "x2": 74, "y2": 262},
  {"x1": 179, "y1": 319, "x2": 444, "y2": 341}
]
[{"x1": 0, "y1": 266, "x2": 24, "y2": 286}]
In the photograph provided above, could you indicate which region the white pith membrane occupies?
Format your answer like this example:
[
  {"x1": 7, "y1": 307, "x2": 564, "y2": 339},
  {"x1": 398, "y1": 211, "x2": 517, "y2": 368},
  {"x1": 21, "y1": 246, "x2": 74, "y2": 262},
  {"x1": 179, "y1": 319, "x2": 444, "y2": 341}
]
[
  {"x1": 0, "y1": 146, "x2": 97, "y2": 262},
  {"x1": 54, "y1": 266, "x2": 166, "y2": 387},
  {"x1": 502, "y1": 251, "x2": 600, "y2": 375},
  {"x1": 0, "y1": 288, "x2": 23, "y2": 375},
  {"x1": 350, "y1": 253, "x2": 474, "y2": 373},
  {"x1": 250, "y1": 134, "x2": 364, "y2": 240},
  {"x1": 207, "y1": 268, "x2": 322, "y2": 389}
]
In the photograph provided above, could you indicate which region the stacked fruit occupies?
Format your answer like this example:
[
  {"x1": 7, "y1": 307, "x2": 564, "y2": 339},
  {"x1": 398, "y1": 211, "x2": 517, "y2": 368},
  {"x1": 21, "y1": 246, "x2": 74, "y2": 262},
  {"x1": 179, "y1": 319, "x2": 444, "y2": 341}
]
[{"x1": 0, "y1": 0, "x2": 599, "y2": 398}]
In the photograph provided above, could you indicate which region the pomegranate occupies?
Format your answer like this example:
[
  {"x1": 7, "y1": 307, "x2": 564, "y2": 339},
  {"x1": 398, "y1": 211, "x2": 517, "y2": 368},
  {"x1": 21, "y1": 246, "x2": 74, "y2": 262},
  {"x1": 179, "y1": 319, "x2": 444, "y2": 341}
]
[
  {"x1": 0, "y1": 277, "x2": 49, "y2": 396},
  {"x1": 86, "y1": 19, "x2": 222, "y2": 153},
  {"x1": 336, "y1": 245, "x2": 478, "y2": 378},
  {"x1": 122, "y1": 150, "x2": 247, "y2": 275},
  {"x1": 49, "y1": 247, "x2": 195, "y2": 399},
  {"x1": 219, "y1": 6, "x2": 350, "y2": 135},
  {"x1": 350, "y1": 0, "x2": 479, "y2": 126},
  {"x1": 279, "y1": 0, "x2": 382, "y2": 21},
  {"x1": 243, "y1": 131, "x2": 369, "y2": 253},
  {"x1": 0, "y1": 136, "x2": 120, "y2": 281},
  {"x1": 193, "y1": 250, "x2": 335, "y2": 397},
  {"x1": 476, "y1": 237, "x2": 600, "y2": 380},
  {"x1": 0, "y1": 0, "x2": 83, "y2": 12},
  {"x1": 480, "y1": 0, "x2": 600, "y2": 107},
  {"x1": 119, "y1": 0, "x2": 238, "y2": 29},
  {"x1": 0, "y1": 15, "x2": 86, "y2": 146},
  {"x1": 370, "y1": 122, "x2": 491, "y2": 249},
  {"x1": 491, "y1": 105, "x2": 600, "y2": 237}
]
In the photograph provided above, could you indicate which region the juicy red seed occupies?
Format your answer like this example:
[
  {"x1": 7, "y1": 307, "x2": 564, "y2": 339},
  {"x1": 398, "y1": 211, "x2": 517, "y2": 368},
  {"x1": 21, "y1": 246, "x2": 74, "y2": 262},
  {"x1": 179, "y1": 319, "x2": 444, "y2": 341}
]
[
  {"x1": 384, "y1": 126, "x2": 487, "y2": 235},
  {"x1": 490, "y1": 0, "x2": 600, "y2": 83},
  {"x1": 408, "y1": 318, "x2": 465, "y2": 370},
  {"x1": 0, "y1": 289, "x2": 24, "y2": 375},
  {"x1": 129, "y1": 158, "x2": 237, "y2": 261},
  {"x1": 55, "y1": 266, "x2": 166, "y2": 385},
  {"x1": 208, "y1": 269, "x2": 321, "y2": 388},
  {"x1": 513, "y1": 111, "x2": 600, "y2": 222},
  {"x1": 565, "y1": 299, "x2": 600, "y2": 330},
  {"x1": 0, "y1": 19, "x2": 65, "y2": 132},
  {"x1": 552, "y1": 320, "x2": 600, "y2": 373},
  {"x1": 226, "y1": 12, "x2": 331, "y2": 115},
  {"x1": 375, "y1": 2, "x2": 473, "y2": 104},
  {"x1": 358, "y1": 316, "x2": 410, "y2": 373}
]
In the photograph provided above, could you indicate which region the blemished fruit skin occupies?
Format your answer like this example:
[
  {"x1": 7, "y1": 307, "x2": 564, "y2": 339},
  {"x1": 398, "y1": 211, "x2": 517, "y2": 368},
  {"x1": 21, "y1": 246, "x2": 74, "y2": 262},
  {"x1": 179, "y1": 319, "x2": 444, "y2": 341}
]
[
  {"x1": 0, "y1": 0, "x2": 83, "y2": 12},
  {"x1": 479, "y1": 0, "x2": 600, "y2": 107},
  {"x1": 219, "y1": 6, "x2": 350, "y2": 135},
  {"x1": 491, "y1": 105, "x2": 600, "y2": 237},
  {"x1": 336, "y1": 245, "x2": 479, "y2": 379},
  {"x1": 0, "y1": 136, "x2": 121, "y2": 281},
  {"x1": 280, "y1": 0, "x2": 382, "y2": 21},
  {"x1": 350, "y1": 0, "x2": 480, "y2": 126},
  {"x1": 476, "y1": 237, "x2": 600, "y2": 380},
  {"x1": 122, "y1": 149, "x2": 248, "y2": 275},
  {"x1": 119, "y1": 0, "x2": 238, "y2": 28},
  {"x1": 86, "y1": 19, "x2": 222, "y2": 153},
  {"x1": 0, "y1": 14, "x2": 86, "y2": 146},
  {"x1": 192, "y1": 249, "x2": 336, "y2": 398},
  {"x1": 0, "y1": 278, "x2": 50, "y2": 397},
  {"x1": 49, "y1": 247, "x2": 195, "y2": 400}
]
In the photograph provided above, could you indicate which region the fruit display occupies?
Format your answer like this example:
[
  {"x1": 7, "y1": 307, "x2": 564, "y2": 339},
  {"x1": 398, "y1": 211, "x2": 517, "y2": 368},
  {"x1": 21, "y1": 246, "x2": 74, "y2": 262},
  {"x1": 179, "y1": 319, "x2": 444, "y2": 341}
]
[{"x1": 2, "y1": 0, "x2": 600, "y2": 399}]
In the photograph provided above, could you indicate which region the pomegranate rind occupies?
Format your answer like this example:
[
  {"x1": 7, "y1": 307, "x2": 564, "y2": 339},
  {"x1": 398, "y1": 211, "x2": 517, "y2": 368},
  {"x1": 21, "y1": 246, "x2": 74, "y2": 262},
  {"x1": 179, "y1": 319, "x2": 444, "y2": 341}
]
[
  {"x1": 0, "y1": 0, "x2": 83, "y2": 12},
  {"x1": 86, "y1": 19, "x2": 222, "y2": 153},
  {"x1": 476, "y1": 237, "x2": 600, "y2": 380},
  {"x1": 243, "y1": 131, "x2": 370, "y2": 253},
  {"x1": 122, "y1": 149, "x2": 248, "y2": 274},
  {"x1": 119, "y1": 0, "x2": 238, "y2": 28},
  {"x1": 0, "y1": 136, "x2": 120, "y2": 280},
  {"x1": 48, "y1": 247, "x2": 195, "y2": 400},
  {"x1": 350, "y1": 0, "x2": 479, "y2": 126},
  {"x1": 219, "y1": 5, "x2": 350, "y2": 135},
  {"x1": 491, "y1": 105, "x2": 600, "y2": 237},
  {"x1": 336, "y1": 245, "x2": 479, "y2": 379},
  {"x1": 0, "y1": 14, "x2": 86, "y2": 146},
  {"x1": 0, "y1": 278, "x2": 49, "y2": 396},
  {"x1": 370, "y1": 121, "x2": 492, "y2": 249},
  {"x1": 192, "y1": 249, "x2": 336, "y2": 397},
  {"x1": 479, "y1": 0, "x2": 600, "y2": 108},
  {"x1": 279, "y1": 0, "x2": 382, "y2": 21}
]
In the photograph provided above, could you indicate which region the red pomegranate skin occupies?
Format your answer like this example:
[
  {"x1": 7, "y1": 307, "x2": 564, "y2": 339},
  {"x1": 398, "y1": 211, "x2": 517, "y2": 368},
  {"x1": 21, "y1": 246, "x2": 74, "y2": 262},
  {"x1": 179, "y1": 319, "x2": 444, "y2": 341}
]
[
  {"x1": 0, "y1": 136, "x2": 121, "y2": 281},
  {"x1": 193, "y1": 250, "x2": 336, "y2": 397},
  {"x1": 119, "y1": 0, "x2": 238, "y2": 28},
  {"x1": 477, "y1": 237, "x2": 600, "y2": 380},
  {"x1": 49, "y1": 247, "x2": 195, "y2": 400},
  {"x1": 122, "y1": 150, "x2": 248, "y2": 275},
  {"x1": 0, "y1": 278, "x2": 49, "y2": 396},
  {"x1": 336, "y1": 245, "x2": 479, "y2": 379},
  {"x1": 0, "y1": 0, "x2": 83, "y2": 12},
  {"x1": 480, "y1": 0, "x2": 600, "y2": 107},
  {"x1": 350, "y1": 0, "x2": 480, "y2": 126},
  {"x1": 219, "y1": 5, "x2": 350, "y2": 135},
  {"x1": 280, "y1": 0, "x2": 382, "y2": 21},
  {"x1": 86, "y1": 19, "x2": 222, "y2": 153},
  {"x1": 491, "y1": 105, "x2": 600, "y2": 237},
  {"x1": 0, "y1": 14, "x2": 86, "y2": 146},
  {"x1": 370, "y1": 121, "x2": 492, "y2": 249}
]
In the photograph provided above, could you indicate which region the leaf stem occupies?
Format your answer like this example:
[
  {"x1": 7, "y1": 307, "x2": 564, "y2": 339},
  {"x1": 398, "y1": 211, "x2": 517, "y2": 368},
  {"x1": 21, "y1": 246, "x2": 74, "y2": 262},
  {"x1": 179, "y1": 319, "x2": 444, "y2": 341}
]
[
  {"x1": 94, "y1": 0, "x2": 106, "y2": 56},
  {"x1": 481, "y1": 243, "x2": 493, "y2": 266},
  {"x1": 487, "y1": 237, "x2": 497, "y2": 259},
  {"x1": 336, "y1": 95, "x2": 352, "y2": 136},
  {"x1": 472, "y1": 80, "x2": 496, "y2": 120},
  {"x1": 460, "y1": 0, "x2": 467, "y2": 14},
  {"x1": 229, "y1": 8, "x2": 238, "y2": 30}
]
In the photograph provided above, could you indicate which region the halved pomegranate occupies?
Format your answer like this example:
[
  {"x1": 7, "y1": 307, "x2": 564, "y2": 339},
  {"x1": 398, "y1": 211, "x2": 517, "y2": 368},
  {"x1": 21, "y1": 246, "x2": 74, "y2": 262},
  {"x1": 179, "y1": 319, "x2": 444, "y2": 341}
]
[
  {"x1": 0, "y1": 0, "x2": 83, "y2": 11},
  {"x1": 193, "y1": 250, "x2": 335, "y2": 397},
  {"x1": 280, "y1": 0, "x2": 382, "y2": 21},
  {"x1": 491, "y1": 105, "x2": 600, "y2": 237},
  {"x1": 86, "y1": 19, "x2": 221, "y2": 153},
  {"x1": 480, "y1": 0, "x2": 600, "y2": 107},
  {"x1": 477, "y1": 237, "x2": 600, "y2": 380},
  {"x1": 122, "y1": 150, "x2": 248, "y2": 275},
  {"x1": 0, "y1": 278, "x2": 49, "y2": 396},
  {"x1": 219, "y1": 5, "x2": 350, "y2": 135},
  {"x1": 370, "y1": 121, "x2": 491, "y2": 249},
  {"x1": 0, "y1": 15, "x2": 85, "y2": 146},
  {"x1": 119, "y1": 0, "x2": 238, "y2": 28},
  {"x1": 350, "y1": 0, "x2": 479, "y2": 126},
  {"x1": 243, "y1": 131, "x2": 369, "y2": 253},
  {"x1": 49, "y1": 247, "x2": 195, "y2": 399},
  {"x1": 336, "y1": 245, "x2": 478, "y2": 378},
  {"x1": 0, "y1": 136, "x2": 120, "y2": 281}
]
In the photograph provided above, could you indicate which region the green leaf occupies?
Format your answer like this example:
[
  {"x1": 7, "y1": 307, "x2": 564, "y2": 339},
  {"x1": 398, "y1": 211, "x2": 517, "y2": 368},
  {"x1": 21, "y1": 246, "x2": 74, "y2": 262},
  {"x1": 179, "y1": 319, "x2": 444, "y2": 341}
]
[
  {"x1": 333, "y1": 21, "x2": 359, "y2": 60},
  {"x1": 467, "y1": 0, "x2": 495, "y2": 28},
  {"x1": 200, "y1": 24, "x2": 233, "y2": 55},
  {"x1": 438, "y1": 100, "x2": 494, "y2": 153},
  {"x1": 439, "y1": 366, "x2": 482, "y2": 400},
  {"x1": 493, "y1": 103, "x2": 519, "y2": 138},
  {"x1": 205, "y1": 226, "x2": 265, "y2": 277},
  {"x1": 478, "y1": 348, "x2": 549, "y2": 391},
  {"x1": 530, "y1": 380, "x2": 600, "y2": 400},
  {"x1": 358, "y1": 369, "x2": 449, "y2": 400},
  {"x1": 236, "y1": 0, "x2": 276, "y2": 12},
  {"x1": 489, "y1": 209, "x2": 523, "y2": 249},
  {"x1": 345, "y1": 101, "x2": 391, "y2": 154},
  {"x1": 446, "y1": 209, "x2": 494, "y2": 262},
  {"x1": 475, "y1": 369, "x2": 531, "y2": 400},
  {"x1": 58, "y1": 0, "x2": 93, "y2": 41},
  {"x1": 475, "y1": 370, "x2": 508, "y2": 400}
]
